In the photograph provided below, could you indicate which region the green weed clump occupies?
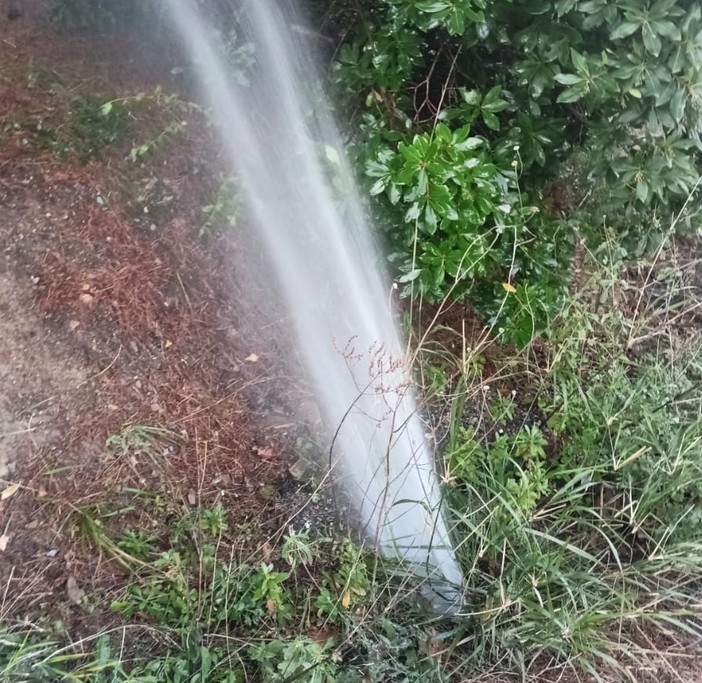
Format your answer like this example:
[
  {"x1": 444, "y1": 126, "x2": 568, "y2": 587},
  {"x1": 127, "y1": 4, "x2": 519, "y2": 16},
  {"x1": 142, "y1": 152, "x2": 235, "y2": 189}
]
[
  {"x1": 34, "y1": 89, "x2": 192, "y2": 163},
  {"x1": 431, "y1": 244, "x2": 702, "y2": 679},
  {"x1": 49, "y1": 0, "x2": 150, "y2": 29},
  {"x1": 1, "y1": 480, "x2": 450, "y2": 683}
]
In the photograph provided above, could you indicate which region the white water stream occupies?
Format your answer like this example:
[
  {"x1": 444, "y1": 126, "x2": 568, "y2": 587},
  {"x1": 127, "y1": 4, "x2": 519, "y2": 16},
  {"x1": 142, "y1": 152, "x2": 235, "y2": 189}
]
[{"x1": 165, "y1": 0, "x2": 462, "y2": 603}]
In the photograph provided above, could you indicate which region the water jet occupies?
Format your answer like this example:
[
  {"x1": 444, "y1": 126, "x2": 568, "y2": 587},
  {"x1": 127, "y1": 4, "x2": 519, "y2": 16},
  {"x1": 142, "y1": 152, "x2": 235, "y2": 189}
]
[{"x1": 165, "y1": 0, "x2": 462, "y2": 607}]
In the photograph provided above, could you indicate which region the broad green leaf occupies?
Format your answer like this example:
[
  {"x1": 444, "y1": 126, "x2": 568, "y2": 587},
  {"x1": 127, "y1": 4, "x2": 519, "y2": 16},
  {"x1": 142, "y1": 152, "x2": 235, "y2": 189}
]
[
  {"x1": 650, "y1": 0, "x2": 682, "y2": 21},
  {"x1": 653, "y1": 20, "x2": 681, "y2": 40},
  {"x1": 398, "y1": 268, "x2": 422, "y2": 283},
  {"x1": 424, "y1": 204, "x2": 438, "y2": 232},
  {"x1": 610, "y1": 21, "x2": 640, "y2": 40},
  {"x1": 642, "y1": 27, "x2": 662, "y2": 56},
  {"x1": 415, "y1": 1, "x2": 450, "y2": 12},
  {"x1": 454, "y1": 136, "x2": 483, "y2": 151},
  {"x1": 482, "y1": 85, "x2": 507, "y2": 112},
  {"x1": 557, "y1": 84, "x2": 587, "y2": 103},
  {"x1": 628, "y1": 88, "x2": 642, "y2": 98},
  {"x1": 570, "y1": 48, "x2": 588, "y2": 74},
  {"x1": 670, "y1": 88, "x2": 685, "y2": 122},
  {"x1": 483, "y1": 110, "x2": 500, "y2": 130},
  {"x1": 369, "y1": 179, "x2": 386, "y2": 195},
  {"x1": 554, "y1": 0, "x2": 577, "y2": 16},
  {"x1": 448, "y1": 9, "x2": 465, "y2": 35},
  {"x1": 427, "y1": 184, "x2": 454, "y2": 216},
  {"x1": 636, "y1": 178, "x2": 649, "y2": 203},
  {"x1": 554, "y1": 73, "x2": 584, "y2": 85},
  {"x1": 434, "y1": 123, "x2": 452, "y2": 143},
  {"x1": 388, "y1": 184, "x2": 401, "y2": 205},
  {"x1": 405, "y1": 202, "x2": 421, "y2": 222},
  {"x1": 417, "y1": 168, "x2": 428, "y2": 195},
  {"x1": 461, "y1": 89, "x2": 482, "y2": 106}
]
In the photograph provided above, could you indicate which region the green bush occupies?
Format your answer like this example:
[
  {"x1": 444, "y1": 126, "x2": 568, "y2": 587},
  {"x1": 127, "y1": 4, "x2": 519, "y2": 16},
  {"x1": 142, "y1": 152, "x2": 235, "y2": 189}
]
[{"x1": 335, "y1": 0, "x2": 702, "y2": 341}]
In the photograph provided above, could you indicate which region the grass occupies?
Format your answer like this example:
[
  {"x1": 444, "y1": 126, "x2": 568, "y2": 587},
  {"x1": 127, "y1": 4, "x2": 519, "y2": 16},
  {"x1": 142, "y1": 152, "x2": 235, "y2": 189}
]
[
  {"x1": 429, "y1": 230, "x2": 702, "y2": 679},
  {"x1": 4, "y1": 240, "x2": 702, "y2": 682}
]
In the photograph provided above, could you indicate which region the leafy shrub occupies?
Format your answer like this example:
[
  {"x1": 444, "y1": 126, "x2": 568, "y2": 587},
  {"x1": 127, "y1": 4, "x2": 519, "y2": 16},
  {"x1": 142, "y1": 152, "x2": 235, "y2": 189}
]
[{"x1": 334, "y1": 0, "x2": 702, "y2": 341}]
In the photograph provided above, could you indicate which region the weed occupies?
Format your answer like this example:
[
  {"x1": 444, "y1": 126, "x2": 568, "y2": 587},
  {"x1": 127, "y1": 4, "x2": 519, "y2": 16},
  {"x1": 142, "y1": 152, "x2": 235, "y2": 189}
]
[
  {"x1": 129, "y1": 640, "x2": 242, "y2": 683},
  {"x1": 106, "y1": 424, "x2": 183, "y2": 463},
  {"x1": 35, "y1": 89, "x2": 194, "y2": 163},
  {"x1": 249, "y1": 637, "x2": 338, "y2": 683},
  {"x1": 280, "y1": 529, "x2": 316, "y2": 570},
  {"x1": 128, "y1": 122, "x2": 186, "y2": 163},
  {"x1": 0, "y1": 629, "x2": 124, "y2": 681},
  {"x1": 434, "y1": 246, "x2": 702, "y2": 678},
  {"x1": 117, "y1": 530, "x2": 157, "y2": 560},
  {"x1": 316, "y1": 540, "x2": 370, "y2": 623},
  {"x1": 45, "y1": 95, "x2": 130, "y2": 160},
  {"x1": 201, "y1": 175, "x2": 243, "y2": 237},
  {"x1": 487, "y1": 394, "x2": 515, "y2": 423},
  {"x1": 199, "y1": 503, "x2": 228, "y2": 538}
]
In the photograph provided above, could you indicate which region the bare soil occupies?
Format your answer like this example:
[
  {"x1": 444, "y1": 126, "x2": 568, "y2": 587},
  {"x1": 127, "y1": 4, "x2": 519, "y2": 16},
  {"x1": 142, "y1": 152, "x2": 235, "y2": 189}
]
[{"x1": 0, "y1": 2, "x2": 312, "y2": 629}]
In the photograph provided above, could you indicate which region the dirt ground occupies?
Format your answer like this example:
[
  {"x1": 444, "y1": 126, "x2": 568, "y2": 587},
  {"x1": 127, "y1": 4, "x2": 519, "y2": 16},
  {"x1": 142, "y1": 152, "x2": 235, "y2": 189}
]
[{"x1": 0, "y1": 2, "x2": 318, "y2": 628}]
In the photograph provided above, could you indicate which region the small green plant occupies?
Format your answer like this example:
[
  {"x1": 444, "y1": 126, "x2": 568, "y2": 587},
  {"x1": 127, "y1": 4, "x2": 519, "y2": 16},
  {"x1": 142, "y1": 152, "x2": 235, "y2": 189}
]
[
  {"x1": 249, "y1": 637, "x2": 338, "y2": 683},
  {"x1": 129, "y1": 122, "x2": 186, "y2": 163},
  {"x1": 106, "y1": 424, "x2": 183, "y2": 463},
  {"x1": 112, "y1": 550, "x2": 197, "y2": 627},
  {"x1": 315, "y1": 540, "x2": 370, "y2": 622},
  {"x1": 39, "y1": 95, "x2": 130, "y2": 160},
  {"x1": 201, "y1": 175, "x2": 243, "y2": 236},
  {"x1": 251, "y1": 563, "x2": 291, "y2": 620},
  {"x1": 487, "y1": 393, "x2": 516, "y2": 423},
  {"x1": 37, "y1": 89, "x2": 193, "y2": 163},
  {"x1": 280, "y1": 530, "x2": 316, "y2": 570},
  {"x1": 199, "y1": 503, "x2": 228, "y2": 537},
  {"x1": 117, "y1": 529, "x2": 156, "y2": 560}
]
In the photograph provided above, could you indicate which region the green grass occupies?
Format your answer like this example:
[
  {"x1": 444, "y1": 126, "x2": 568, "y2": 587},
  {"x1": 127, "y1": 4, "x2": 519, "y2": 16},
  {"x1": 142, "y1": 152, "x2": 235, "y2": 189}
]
[
  {"x1": 4, "y1": 238, "x2": 702, "y2": 682},
  {"x1": 430, "y1": 236, "x2": 702, "y2": 679}
]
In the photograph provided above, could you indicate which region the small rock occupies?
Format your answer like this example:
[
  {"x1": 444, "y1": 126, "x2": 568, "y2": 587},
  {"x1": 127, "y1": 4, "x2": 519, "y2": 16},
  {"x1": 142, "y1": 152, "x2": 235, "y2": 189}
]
[
  {"x1": 259, "y1": 484, "x2": 277, "y2": 500},
  {"x1": 79, "y1": 293, "x2": 94, "y2": 305},
  {"x1": 288, "y1": 458, "x2": 309, "y2": 481},
  {"x1": 66, "y1": 576, "x2": 85, "y2": 604},
  {"x1": 68, "y1": 320, "x2": 80, "y2": 331}
]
